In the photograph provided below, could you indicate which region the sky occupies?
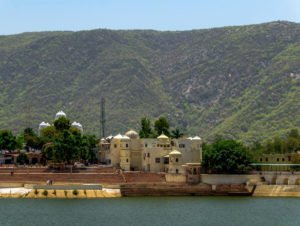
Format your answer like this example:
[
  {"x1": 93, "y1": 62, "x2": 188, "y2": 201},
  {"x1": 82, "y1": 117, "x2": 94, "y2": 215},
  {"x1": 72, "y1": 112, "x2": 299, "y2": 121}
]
[{"x1": 0, "y1": 0, "x2": 299, "y2": 35}]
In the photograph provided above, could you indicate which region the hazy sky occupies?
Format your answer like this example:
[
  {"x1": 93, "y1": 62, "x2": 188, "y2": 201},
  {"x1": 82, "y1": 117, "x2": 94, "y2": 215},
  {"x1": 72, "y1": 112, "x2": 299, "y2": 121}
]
[{"x1": 0, "y1": 0, "x2": 299, "y2": 35}]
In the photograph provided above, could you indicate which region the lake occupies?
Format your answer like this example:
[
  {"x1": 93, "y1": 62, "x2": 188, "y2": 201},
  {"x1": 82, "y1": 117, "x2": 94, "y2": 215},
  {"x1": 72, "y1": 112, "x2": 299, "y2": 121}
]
[{"x1": 0, "y1": 197, "x2": 299, "y2": 226}]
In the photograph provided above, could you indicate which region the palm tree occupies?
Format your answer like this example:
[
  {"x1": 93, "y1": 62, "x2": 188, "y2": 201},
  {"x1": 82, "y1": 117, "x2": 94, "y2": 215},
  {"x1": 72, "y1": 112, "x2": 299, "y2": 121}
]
[{"x1": 171, "y1": 128, "x2": 184, "y2": 139}]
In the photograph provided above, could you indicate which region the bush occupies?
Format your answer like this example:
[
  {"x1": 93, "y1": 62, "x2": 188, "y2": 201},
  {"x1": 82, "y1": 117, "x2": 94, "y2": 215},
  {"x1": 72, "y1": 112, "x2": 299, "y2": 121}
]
[
  {"x1": 83, "y1": 190, "x2": 87, "y2": 195},
  {"x1": 34, "y1": 189, "x2": 39, "y2": 195},
  {"x1": 52, "y1": 190, "x2": 56, "y2": 195},
  {"x1": 64, "y1": 190, "x2": 67, "y2": 196},
  {"x1": 72, "y1": 189, "x2": 78, "y2": 196}
]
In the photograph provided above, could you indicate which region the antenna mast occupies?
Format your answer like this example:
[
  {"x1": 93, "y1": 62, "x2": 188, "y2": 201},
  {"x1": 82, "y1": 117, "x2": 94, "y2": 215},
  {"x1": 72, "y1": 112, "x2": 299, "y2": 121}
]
[{"x1": 100, "y1": 97, "x2": 106, "y2": 138}]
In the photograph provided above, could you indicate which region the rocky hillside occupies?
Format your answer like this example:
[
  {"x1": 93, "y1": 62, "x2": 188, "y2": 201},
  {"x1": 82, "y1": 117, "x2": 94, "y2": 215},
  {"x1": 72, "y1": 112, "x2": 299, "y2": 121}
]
[{"x1": 0, "y1": 21, "x2": 299, "y2": 143}]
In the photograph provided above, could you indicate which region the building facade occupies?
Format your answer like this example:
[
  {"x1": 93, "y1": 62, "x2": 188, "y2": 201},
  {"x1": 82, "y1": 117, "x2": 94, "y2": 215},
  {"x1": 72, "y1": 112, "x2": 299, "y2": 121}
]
[{"x1": 99, "y1": 130, "x2": 202, "y2": 174}]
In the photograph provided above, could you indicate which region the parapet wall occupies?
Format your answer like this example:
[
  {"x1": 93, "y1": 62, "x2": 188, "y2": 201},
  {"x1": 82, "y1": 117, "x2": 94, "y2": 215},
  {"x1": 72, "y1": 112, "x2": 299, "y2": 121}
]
[{"x1": 201, "y1": 174, "x2": 261, "y2": 185}]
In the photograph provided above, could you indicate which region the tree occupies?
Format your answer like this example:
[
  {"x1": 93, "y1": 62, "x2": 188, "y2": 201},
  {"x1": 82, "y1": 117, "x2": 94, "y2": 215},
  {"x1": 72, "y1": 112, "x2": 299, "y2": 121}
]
[
  {"x1": 54, "y1": 116, "x2": 71, "y2": 132},
  {"x1": 16, "y1": 153, "x2": 29, "y2": 165},
  {"x1": 288, "y1": 129, "x2": 300, "y2": 140},
  {"x1": 202, "y1": 138, "x2": 253, "y2": 174},
  {"x1": 171, "y1": 128, "x2": 184, "y2": 139},
  {"x1": 139, "y1": 117, "x2": 154, "y2": 138},
  {"x1": 154, "y1": 116, "x2": 170, "y2": 136},
  {"x1": 23, "y1": 128, "x2": 42, "y2": 151},
  {"x1": 40, "y1": 126, "x2": 57, "y2": 141},
  {"x1": 80, "y1": 135, "x2": 97, "y2": 163},
  {"x1": 38, "y1": 115, "x2": 99, "y2": 165},
  {"x1": 53, "y1": 130, "x2": 77, "y2": 163},
  {"x1": 0, "y1": 130, "x2": 17, "y2": 151},
  {"x1": 273, "y1": 136, "x2": 283, "y2": 153}
]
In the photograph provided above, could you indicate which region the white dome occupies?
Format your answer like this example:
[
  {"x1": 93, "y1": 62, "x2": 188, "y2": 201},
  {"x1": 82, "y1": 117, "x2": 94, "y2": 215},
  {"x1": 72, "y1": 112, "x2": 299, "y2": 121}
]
[
  {"x1": 169, "y1": 150, "x2": 182, "y2": 155},
  {"x1": 125, "y1": 129, "x2": 139, "y2": 139},
  {"x1": 55, "y1": 110, "x2": 66, "y2": 120},
  {"x1": 192, "y1": 136, "x2": 202, "y2": 140},
  {"x1": 38, "y1": 121, "x2": 50, "y2": 135},
  {"x1": 39, "y1": 121, "x2": 46, "y2": 126},
  {"x1": 106, "y1": 135, "x2": 113, "y2": 140},
  {"x1": 71, "y1": 121, "x2": 83, "y2": 132},
  {"x1": 113, "y1": 134, "x2": 123, "y2": 139},
  {"x1": 39, "y1": 121, "x2": 50, "y2": 129},
  {"x1": 157, "y1": 133, "x2": 169, "y2": 139},
  {"x1": 114, "y1": 134, "x2": 130, "y2": 140}
]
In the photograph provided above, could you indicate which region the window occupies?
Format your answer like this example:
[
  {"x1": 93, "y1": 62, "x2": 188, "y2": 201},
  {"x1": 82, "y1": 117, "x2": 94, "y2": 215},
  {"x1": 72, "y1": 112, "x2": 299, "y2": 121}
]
[
  {"x1": 147, "y1": 153, "x2": 150, "y2": 158},
  {"x1": 176, "y1": 169, "x2": 179, "y2": 174},
  {"x1": 288, "y1": 156, "x2": 291, "y2": 161},
  {"x1": 175, "y1": 158, "x2": 178, "y2": 163},
  {"x1": 179, "y1": 144, "x2": 185, "y2": 148},
  {"x1": 193, "y1": 168, "x2": 197, "y2": 175},
  {"x1": 277, "y1": 158, "x2": 279, "y2": 162},
  {"x1": 282, "y1": 158, "x2": 285, "y2": 162},
  {"x1": 260, "y1": 158, "x2": 262, "y2": 162},
  {"x1": 155, "y1": 158, "x2": 160, "y2": 163},
  {"x1": 145, "y1": 143, "x2": 148, "y2": 148},
  {"x1": 266, "y1": 158, "x2": 268, "y2": 162},
  {"x1": 114, "y1": 144, "x2": 117, "y2": 148},
  {"x1": 126, "y1": 158, "x2": 128, "y2": 163},
  {"x1": 126, "y1": 143, "x2": 129, "y2": 148}
]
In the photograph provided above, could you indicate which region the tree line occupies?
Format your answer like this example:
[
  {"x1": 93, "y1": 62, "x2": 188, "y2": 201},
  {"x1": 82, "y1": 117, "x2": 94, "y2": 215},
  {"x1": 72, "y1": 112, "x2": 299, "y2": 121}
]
[
  {"x1": 1, "y1": 114, "x2": 299, "y2": 174},
  {"x1": 249, "y1": 129, "x2": 300, "y2": 154},
  {"x1": 139, "y1": 116, "x2": 184, "y2": 138}
]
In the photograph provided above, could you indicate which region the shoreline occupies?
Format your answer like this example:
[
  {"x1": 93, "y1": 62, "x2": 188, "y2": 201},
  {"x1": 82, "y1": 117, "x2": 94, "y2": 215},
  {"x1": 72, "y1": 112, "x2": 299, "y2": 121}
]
[{"x1": 1, "y1": 183, "x2": 300, "y2": 198}]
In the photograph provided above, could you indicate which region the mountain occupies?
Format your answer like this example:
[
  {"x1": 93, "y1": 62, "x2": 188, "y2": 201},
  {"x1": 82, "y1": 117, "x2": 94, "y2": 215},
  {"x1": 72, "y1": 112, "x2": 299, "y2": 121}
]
[{"x1": 0, "y1": 21, "x2": 299, "y2": 143}]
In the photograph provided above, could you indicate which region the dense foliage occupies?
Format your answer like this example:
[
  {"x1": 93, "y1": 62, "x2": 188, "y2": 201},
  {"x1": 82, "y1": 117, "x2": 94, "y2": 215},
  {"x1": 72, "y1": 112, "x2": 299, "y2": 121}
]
[
  {"x1": 0, "y1": 22, "x2": 299, "y2": 142},
  {"x1": 40, "y1": 117, "x2": 97, "y2": 164},
  {"x1": 0, "y1": 130, "x2": 17, "y2": 150},
  {"x1": 250, "y1": 129, "x2": 300, "y2": 154},
  {"x1": 202, "y1": 138, "x2": 253, "y2": 173}
]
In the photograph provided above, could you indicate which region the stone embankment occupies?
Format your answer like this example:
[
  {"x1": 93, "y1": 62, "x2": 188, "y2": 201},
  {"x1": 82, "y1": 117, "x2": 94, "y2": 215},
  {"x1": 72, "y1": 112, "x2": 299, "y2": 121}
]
[
  {"x1": 120, "y1": 183, "x2": 251, "y2": 196},
  {"x1": 253, "y1": 185, "x2": 300, "y2": 197},
  {"x1": 0, "y1": 184, "x2": 121, "y2": 198}
]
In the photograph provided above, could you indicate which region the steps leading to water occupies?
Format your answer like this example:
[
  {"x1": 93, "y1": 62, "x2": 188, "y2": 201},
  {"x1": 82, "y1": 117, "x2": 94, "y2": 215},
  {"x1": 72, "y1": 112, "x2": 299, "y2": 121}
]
[{"x1": 254, "y1": 185, "x2": 300, "y2": 197}]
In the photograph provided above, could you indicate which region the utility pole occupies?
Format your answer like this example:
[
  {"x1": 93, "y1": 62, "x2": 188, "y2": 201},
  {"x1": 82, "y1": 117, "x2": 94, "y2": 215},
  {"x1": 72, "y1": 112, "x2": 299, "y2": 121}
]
[
  {"x1": 100, "y1": 97, "x2": 106, "y2": 138},
  {"x1": 24, "y1": 103, "x2": 33, "y2": 129}
]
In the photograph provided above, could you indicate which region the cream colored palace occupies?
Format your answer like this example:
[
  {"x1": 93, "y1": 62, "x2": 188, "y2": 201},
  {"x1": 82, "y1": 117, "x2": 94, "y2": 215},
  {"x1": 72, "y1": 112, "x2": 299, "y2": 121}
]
[{"x1": 99, "y1": 130, "x2": 202, "y2": 182}]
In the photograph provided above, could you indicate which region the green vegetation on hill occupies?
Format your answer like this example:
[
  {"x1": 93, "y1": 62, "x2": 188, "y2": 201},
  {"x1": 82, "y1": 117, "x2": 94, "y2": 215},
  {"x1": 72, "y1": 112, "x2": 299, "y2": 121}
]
[{"x1": 0, "y1": 21, "x2": 299, "y2": 142}]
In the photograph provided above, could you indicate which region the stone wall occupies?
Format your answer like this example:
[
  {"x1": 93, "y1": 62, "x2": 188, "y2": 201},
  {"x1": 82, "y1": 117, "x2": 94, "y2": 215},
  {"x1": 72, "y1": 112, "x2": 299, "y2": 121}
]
[
  {"x1": 165, "y1": 174, "x2": 186, "y2": 183},
  {"x1": 201, "y1": 174, "x2": 261, "y2": 185}
]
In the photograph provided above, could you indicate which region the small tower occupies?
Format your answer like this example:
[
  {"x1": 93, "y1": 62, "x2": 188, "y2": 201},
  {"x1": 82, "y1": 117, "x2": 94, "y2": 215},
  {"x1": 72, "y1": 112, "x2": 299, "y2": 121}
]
[
  {"x1": 169, "y1": 150, "x2": 183, "y2": 174},
  {"x1": 55, "y1": 110, "x2": 66, "y2": 120},
  {"x1": 38, "y1": 122, "x2": 50, "y2": 136}
]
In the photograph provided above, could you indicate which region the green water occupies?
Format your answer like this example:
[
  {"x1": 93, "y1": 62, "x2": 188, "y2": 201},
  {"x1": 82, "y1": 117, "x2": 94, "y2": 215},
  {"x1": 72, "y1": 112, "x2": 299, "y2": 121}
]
[{"x1": 0, "y1": 197, "x2": 299, "y2": 226}]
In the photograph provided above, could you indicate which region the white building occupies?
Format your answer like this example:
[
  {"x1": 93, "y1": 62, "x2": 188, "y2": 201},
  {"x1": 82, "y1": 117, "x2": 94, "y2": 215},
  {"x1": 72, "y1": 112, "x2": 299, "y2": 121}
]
[{"x1": 99, "y1": 130, "x2": 202, "y2": 175}]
